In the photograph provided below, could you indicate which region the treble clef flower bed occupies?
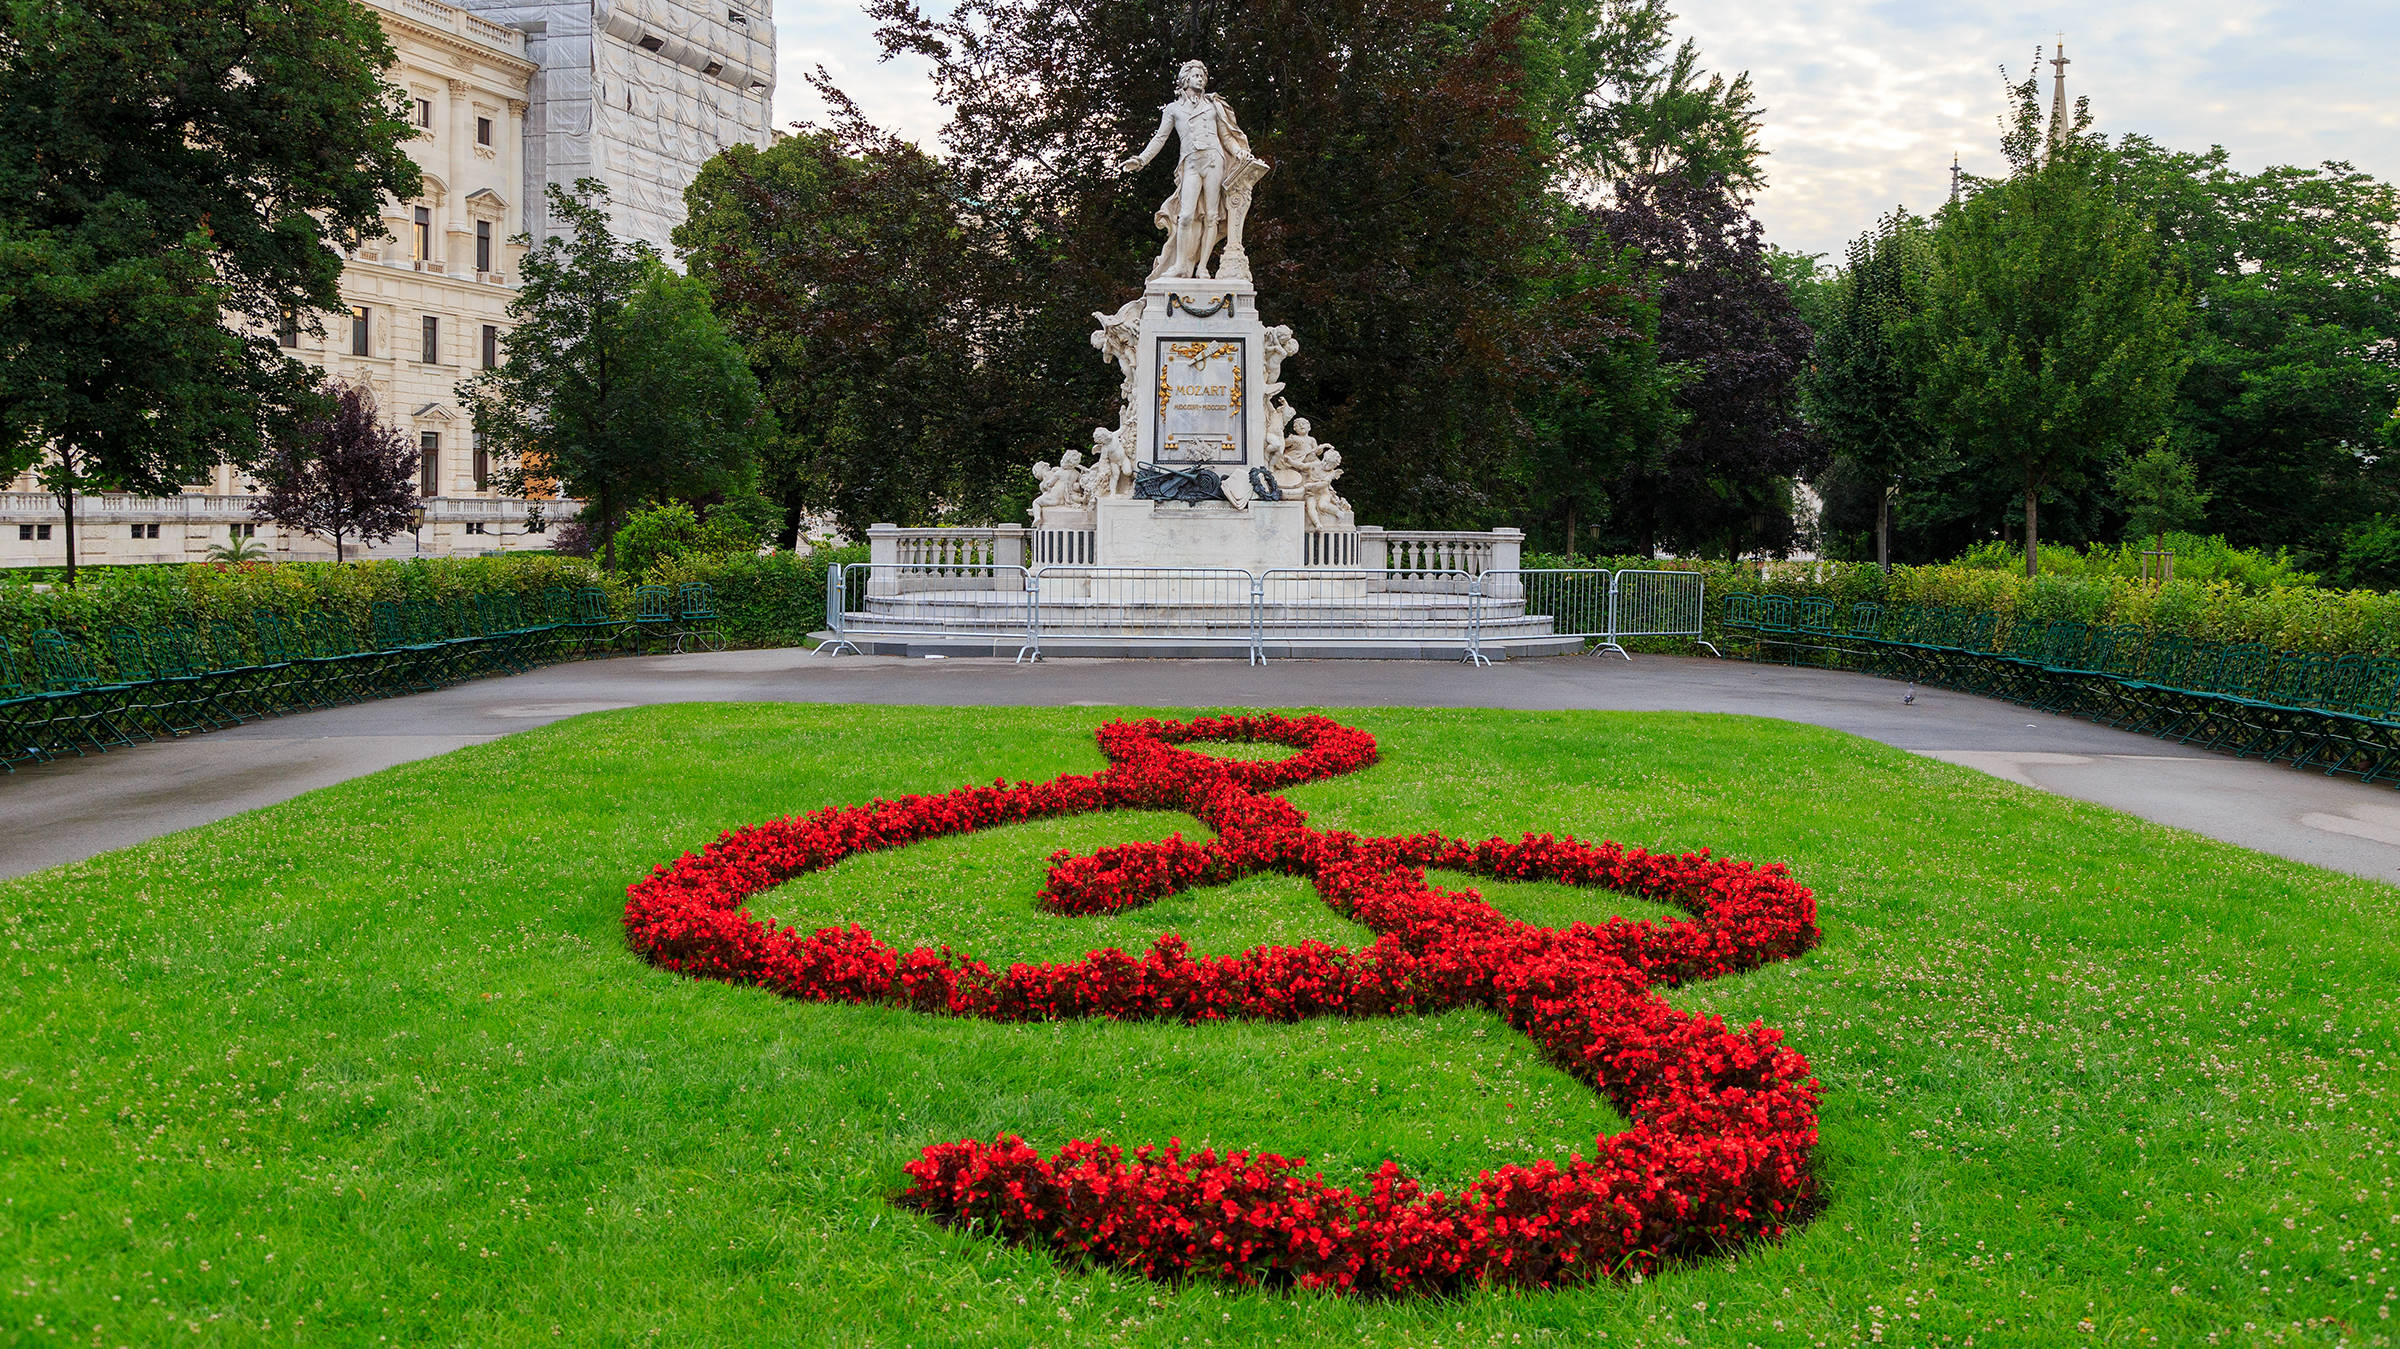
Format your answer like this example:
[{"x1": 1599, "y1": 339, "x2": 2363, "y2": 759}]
[{"x1": 623, "y1": 714, "x2": 1823, "y2": 1295}]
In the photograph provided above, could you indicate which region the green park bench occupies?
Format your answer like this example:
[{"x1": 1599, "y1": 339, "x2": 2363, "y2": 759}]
[
  {"x1": 623, "y1": 585, "x2": 674, "y2": 653},
  {"x1": 673, "y1": 583, "x2": 727, "y2": 653},
  {"x1": 30, "y1": 629, "x2": 143, "y2": 756},
  {"x1": 0, "y1": 635, "x2": 58, "y2": 770}
]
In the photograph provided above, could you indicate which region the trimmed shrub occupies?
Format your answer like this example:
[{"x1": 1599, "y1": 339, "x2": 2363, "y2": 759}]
[{"x1": 1520, "y1": 553, "x2": 2400, "y2": 658}]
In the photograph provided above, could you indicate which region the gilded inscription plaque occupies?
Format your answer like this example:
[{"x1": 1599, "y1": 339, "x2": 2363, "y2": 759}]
[{"x1": 1153, "y1": 337, "x2": 1245, "y2": 465}]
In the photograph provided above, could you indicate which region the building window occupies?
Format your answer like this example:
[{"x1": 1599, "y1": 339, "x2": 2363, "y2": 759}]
[
  {"x1": 476, "y1": 220, "x2": 492, "y2": 272},
  {"x1": 413, "y1": 206, "x2": 432, "y2": 262},
  {"x1": 526, "y1": 517, "x2": 548, "y2": 535},
  {"x1": 414, "y1": 97, "x2": 432, "y2": 128},
  {"x1": 229, "y1": 523, "x2": 256, "y2": 539},
  {"x1": 702, "y1": 60, "x2": 723, "y2": 78},
  {"x1": 276, "y1": 306, "x2": 299, "y2": 348},
  {"x1": 420, "y1": 432, "x2": 439, "y2": 495},
  {"x1": 476, "y1": 116, "x2": 493, "y2": 146},
  {"x1": 351, "y1": 306, "x2": 371, "y2": 356},
  {"x1": 465, "y1": 521, "x2": 488, "y2": 536},
  {"x1": 421, "y1": 314, "x2": 439, "y2": 363},
  {"x1": 637, "y1": 33, "x2": 664, "y2": 51},
  {"x1": 482, "y1": 324, "x2": 499, "y2": 369},
  {"x1": 472, "y1": 434, "x2": 490, "y2": 489},
  {"x1": 38, "y1": 524, "x2": 52, "y2": 540},
  {"x1": 728, "y1": 8, "x2": 746, "y2": 23}
]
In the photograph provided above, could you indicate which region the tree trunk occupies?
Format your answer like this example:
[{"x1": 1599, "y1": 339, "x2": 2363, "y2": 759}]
[
  {"x1": 600, "y1": 491, "x2": 617, "y2": 572},
  {"x1": 1564, "y1": 505, "x2": 1577, "y2": 561},
  {"x1": 1876, "y1": 485, "x2": 1892, "y2": 574},
  {"x1": 60, "y1": 461, "x2": 77, "y2": 588},
  {"x1": 2022, "y1": 481, "x2": 2039, "y2": 579},
  {"x1": 775, "y1": 497, "x2": 802, "y2": 552},
  {"x1": 335, "y1": 528, "x2": 346, "y2": 564}
]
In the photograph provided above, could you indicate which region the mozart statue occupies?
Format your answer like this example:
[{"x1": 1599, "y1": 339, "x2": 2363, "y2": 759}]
[{"x1": 1118, "y1": 60, "x2": 1271, "y2": 282}]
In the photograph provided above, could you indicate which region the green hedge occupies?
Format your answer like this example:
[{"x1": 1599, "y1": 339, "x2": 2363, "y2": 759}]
[
  {"x1": 1525, "y1": 554, "x2": 2400, "y2": 657},
  {"x1": 21, "y1": 545, "x2": 2396, "y2": 675},
  {"x1": 646, "y1": 545, "x2": 864, "y2": 649},
  {"x1": 1, "y1": 554, "x2": 619, "y2": 664},
  {"x1": 0, "y1": 546, "x2": 864, "y2": 679}
]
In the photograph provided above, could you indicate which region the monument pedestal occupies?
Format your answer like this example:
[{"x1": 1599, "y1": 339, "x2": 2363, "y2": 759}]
[{"x1": 1095, "y1": 497, "x2": 1306, "y2": 573}]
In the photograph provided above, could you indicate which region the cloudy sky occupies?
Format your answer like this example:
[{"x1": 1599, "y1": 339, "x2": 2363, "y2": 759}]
[{"x1": 764, "y1": 0, "x2": 2399, "y2": 260}]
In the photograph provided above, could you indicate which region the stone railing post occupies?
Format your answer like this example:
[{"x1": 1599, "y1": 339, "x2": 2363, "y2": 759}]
[
  {"x1": 1357, "y1": 526, "x2": 1387, "y2": 574},
  {"x1": 1486, "y1": 527, "x2": 1525, "y2": 600},
  {"x1": 866, "y1": 523, "x2": 900, "y2": 597},
  {"x1": 992, "y1": 524, "x2": 1026, "y2": 584}
]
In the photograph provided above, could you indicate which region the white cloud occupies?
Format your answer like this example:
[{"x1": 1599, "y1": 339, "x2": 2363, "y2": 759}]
[
  {"x1": 1675, "y1": 0, "x2": 2400, "y2": 257},
  {"x1": 768, "y1": 1, "x2": 944, "y2": 146},
  {"x1": 771, "y1": 0, "x2": 2399, "y2": 257}
]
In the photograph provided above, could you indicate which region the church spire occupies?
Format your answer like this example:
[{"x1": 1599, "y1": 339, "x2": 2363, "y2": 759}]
[{"x1": 2047, "y1": 36, "x2": 2071, "y2": 157}]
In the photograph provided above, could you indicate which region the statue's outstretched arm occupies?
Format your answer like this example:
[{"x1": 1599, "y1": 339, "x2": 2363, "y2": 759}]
[{"x1": 1118, "y1": 108, "x2": 1174, "y2": 173}]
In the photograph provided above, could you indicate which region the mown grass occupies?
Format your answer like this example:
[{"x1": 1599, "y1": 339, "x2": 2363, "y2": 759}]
[{"x1": 2, "y1": 704, "x2": 2396, "y2": 1347}]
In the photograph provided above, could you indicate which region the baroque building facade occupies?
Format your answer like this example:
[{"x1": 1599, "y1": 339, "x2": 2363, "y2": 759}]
[{"x1": 0, "y1": 0, "x2": 775, "y2": 568}]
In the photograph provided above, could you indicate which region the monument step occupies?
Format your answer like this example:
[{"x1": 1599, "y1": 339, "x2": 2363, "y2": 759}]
[
  {"x1": 807, "y1": 631, "x2": 1593, "y2": 661},
  {"x1": 841, "y1": 612, "x2": 1566, "y2": 639}
]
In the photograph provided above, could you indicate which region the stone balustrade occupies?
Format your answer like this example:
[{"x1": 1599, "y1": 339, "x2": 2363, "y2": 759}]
[
  {"x1": 866, "y1": 521, "x2": 1522, "y2": 589},
  {"x1": 1366, "y1": 527, "x2": 1522, "y2": 577}
]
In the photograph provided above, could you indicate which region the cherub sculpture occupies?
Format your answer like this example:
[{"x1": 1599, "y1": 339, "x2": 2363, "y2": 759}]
[
  {"x1": 1262, "y1": 325, "x2": 1299, "y2": 386},
  {"x1": 1029, "y1": 448, "x2": 1092, "y2": 520},
  {"x1": 1264, "y1": 397, "x2": 1297, "y2": 465},
  {"x1": 1301, "y1": 448, "x2": 1348, "y2": 530},
  {"x1": 1083, "y1": 426, "x2": 1137, "y2": 500}
]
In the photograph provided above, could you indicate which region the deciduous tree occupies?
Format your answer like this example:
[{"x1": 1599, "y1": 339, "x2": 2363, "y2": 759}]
[
  {"x1": 464, "y1": 182, "x2": 767, "y2": 569},
  {"x1": 1592, "y1": 173, "x2": 1821, "y2": 559},
  {"x1": 2107, "y1": 141, "x2": 2400, "y2": 565},
  {"x1": 2111, "y1": 444, "x2": 2208, "y2": 556},
  {"x1": 678, "y1": 123, "x2": 989, "y2": 539},
  {"x1": 1549, "y1": 0, "x2": 1765, "y2": 192},
  {"x1": 250, "y1": 380, "x2": 421, "y2": 562},
  {"x1": 1918, "y1": 79, "x2": 2189, "y2": 577},
  {"x1": 0, "y1": 0, "x2": 421, "y2": 583},
  {"x1": 1808, "y1": 211, "x2": 1938, "y2": 570}
]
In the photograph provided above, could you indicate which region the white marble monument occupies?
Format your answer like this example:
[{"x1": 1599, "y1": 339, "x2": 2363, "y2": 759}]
[{"x1": 1034, "y1": 60, "x2": 1350, "y2": 573}]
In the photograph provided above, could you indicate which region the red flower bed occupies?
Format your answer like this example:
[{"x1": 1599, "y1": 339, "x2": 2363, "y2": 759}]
[{"x1": 624, "y1": 713, "x2": 1821, "y2": 1294}]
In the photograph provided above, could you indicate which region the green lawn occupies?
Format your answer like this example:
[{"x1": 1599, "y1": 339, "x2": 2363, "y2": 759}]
[{"x1": 4, "y1": 705, "x2": 2396, "y2": 1347}]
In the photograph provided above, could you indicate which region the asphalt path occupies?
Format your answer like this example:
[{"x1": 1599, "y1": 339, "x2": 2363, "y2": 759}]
[{"x1": 0, "y1": 650, "x2": 2388, "y2": 884}]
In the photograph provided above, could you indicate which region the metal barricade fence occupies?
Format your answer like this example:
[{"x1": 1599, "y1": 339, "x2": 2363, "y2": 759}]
[
  {"x1": 819, "y1": 562, "x2": 1038, "y2": 663},
  {"x1": 1478, "y1": 568, "x2": 1711, "y2": 658},
  {"x1": 1609, "y1": 569, "x2": 1715, "y2": 657},
  {"x1": 1030, "y1": 566, "x2": 1263, "y2": 663},
  {"x1": 1484, "y1": 569, "x2": 1613, "y2": 655},
  {"x1": 1257, "y1": 569, "x2": 1487, "y2": 666}
]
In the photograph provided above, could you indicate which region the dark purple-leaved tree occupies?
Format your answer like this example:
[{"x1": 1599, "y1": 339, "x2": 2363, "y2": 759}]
[
  {"x1": 1595, "y1": 174, "x2": 1823, "y2": 559},
  {"x1": 250, "y1": 381, "x2": 421, "y2": 562}
]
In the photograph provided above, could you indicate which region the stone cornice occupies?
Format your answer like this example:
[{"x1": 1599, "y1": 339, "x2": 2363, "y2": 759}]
[{"x1": 374, "y1": 8, "x2": 538, "y2": 82}]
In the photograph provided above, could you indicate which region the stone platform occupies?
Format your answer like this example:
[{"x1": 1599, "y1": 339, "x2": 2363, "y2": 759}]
[{"x1": 815, "y1": 585, "x2": 1584, "y2": 661}]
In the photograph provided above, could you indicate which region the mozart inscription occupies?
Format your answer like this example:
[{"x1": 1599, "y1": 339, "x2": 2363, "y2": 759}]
[{"x1": 1154, "y1": 337, "x2": 1246, "y2": 465}]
